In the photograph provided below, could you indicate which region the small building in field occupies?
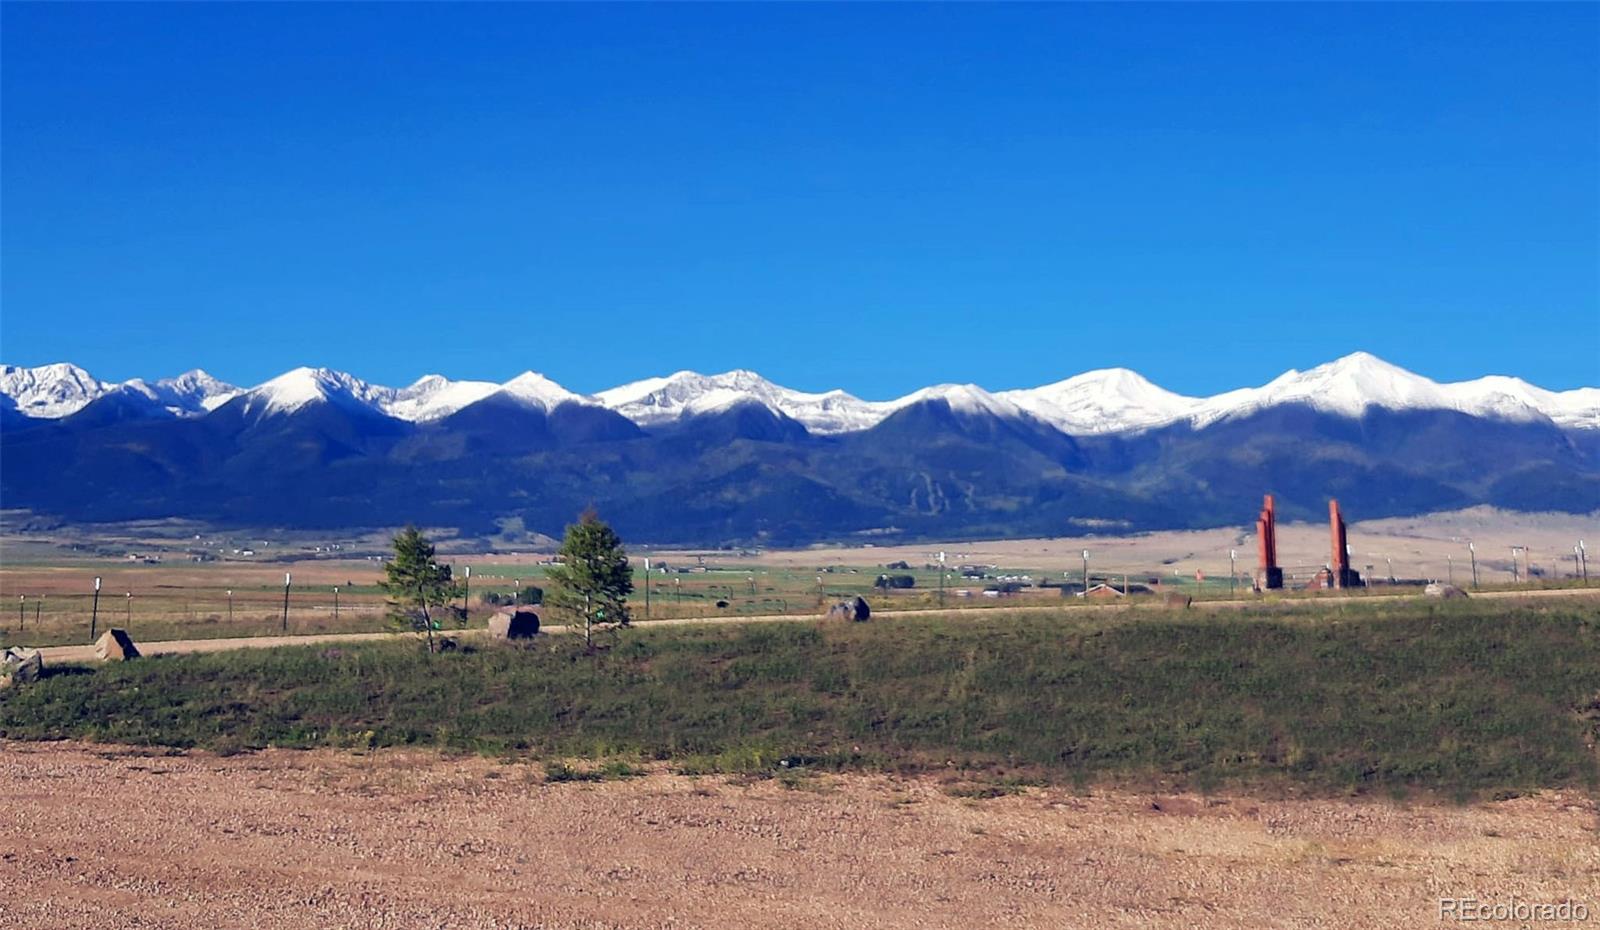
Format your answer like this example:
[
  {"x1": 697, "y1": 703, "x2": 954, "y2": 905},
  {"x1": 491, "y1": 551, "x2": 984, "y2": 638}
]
[{"x1": 1080, "y1": 583, "x2": 1124, "y2": 600}]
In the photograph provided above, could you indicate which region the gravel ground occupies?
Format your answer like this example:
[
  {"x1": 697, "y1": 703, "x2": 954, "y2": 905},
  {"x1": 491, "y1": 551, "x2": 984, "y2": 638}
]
[{"x1": 1, "y1": 741, "x2": 1596, "y2": 929}]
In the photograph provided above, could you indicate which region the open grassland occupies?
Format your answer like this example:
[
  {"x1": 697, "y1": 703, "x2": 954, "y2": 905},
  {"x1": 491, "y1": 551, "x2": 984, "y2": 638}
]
[
  {"x1": 6, "y1": 599, "x2": 1598, "y2": 799},
  {"x1": 5, "y1": 546, "x2": 1592, "y2": 649}
]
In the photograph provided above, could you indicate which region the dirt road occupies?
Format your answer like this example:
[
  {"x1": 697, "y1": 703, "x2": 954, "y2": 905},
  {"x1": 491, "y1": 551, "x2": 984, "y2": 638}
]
[
  {"x1": 29, "y1": 586, "x2": 1600, "y2": 665},
  {"x1": 1, "y1": 741, "x2": 1594, "y2": 929}
]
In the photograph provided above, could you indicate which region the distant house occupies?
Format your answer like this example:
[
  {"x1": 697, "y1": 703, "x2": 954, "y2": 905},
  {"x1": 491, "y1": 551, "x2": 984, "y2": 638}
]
[{"x1": 1074, "y1": 581, "x2": 1153, "y2": 598}]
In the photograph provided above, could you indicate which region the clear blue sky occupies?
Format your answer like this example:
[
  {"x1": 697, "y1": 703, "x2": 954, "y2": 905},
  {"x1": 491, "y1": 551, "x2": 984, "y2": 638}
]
[{"x1": 3, "y1": 3, "x2": 1596, "y2": 397}]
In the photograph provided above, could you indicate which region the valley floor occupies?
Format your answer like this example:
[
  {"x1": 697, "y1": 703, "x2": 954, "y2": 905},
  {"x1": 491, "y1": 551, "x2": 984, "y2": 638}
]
[{"x1": 2, "y1": 741, "x2": 1595, "y2": 930}]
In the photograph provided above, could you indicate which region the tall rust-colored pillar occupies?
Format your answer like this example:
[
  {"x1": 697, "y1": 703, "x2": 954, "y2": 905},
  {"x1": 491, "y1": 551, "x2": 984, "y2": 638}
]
[
  {"x1": 1329, "y1": 499, "x2": 1353, "y2": 589},
  {"x1": 1256, "y1": 494, "x2": 1282, "y2": 590}
]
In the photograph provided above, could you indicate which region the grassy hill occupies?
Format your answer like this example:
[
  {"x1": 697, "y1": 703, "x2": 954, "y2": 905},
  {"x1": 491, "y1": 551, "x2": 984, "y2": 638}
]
[{"x1": 4, "y1": 599, "x2": 1598, "y2": 798}]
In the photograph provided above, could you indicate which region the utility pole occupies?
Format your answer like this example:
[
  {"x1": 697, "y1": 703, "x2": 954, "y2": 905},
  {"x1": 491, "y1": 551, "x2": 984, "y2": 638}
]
[
  {"x1": 462, "y1": 565, "x2": 471, "y2": 621},
  {"x1": 1580, "y1": 540, "x2": 1588, "y2": 585},
  {"x1": 281, "y1": 572, "x2": 292, "y2": 633},
  {"x1": 937, "y1": 550, "x2": 946, "y2": 607},
  {"x1": 227, "y1": 589, "x2": 233, "y2": 624},
  {"x1": 1468, "y1": 542, "x2": 1479, "y2": 589},
  {"x1": 1510, "y1": 547, "x2": 1520, "y2": 584},
  {"x1": 643, "y1": 559, "x2": 651, "y2": 619},
  {"x1": 1447, "y1": 554, "x2": 1453, "y2": 586},
  {"x1": 126, "y1": 592, "x2": 132, "y2": 624},
  {"x1": 333, "y1": 586, "x2": 340, "y2": 622},
  {"x1": 1082, "y1": 549, "x2": 1090, "y2": 596},
  {"x1": 1229, "y1": 549, "x2": 1237, "y2": 598},
  {"x1": 33, "y1": 599, "x2": 40, "y2": 628},
  {"x1": 90, "y1": 576, "x2": 101, "y2": 642}
]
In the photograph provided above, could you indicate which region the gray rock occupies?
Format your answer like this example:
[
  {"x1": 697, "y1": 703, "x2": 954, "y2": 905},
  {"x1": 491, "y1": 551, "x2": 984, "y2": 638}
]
[
  {"x1": 826, "y1": 596, "x2": 871, "y2": 622},
  {"x1": 488, "y1": 608, "x2": 541, "y2": 640},
  {"x1": 1424, "y1": 582, "x2": 1470, "y2": 600},
  {"x1": 2, "y1": 647, "x2": 43, "y2": 685},
  {"x1": 95, "y1": 628, "x2": 140, "y2": 661}
]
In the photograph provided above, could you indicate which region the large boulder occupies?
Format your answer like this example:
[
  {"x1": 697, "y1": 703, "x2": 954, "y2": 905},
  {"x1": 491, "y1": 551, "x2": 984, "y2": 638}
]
[
  {"x1": 1, "y1": 647, "x2": 43, "y2": 687},
  {"x1": 826, "y1": 596, "x2": 871, "y2": 622},
  {"x1": 95, "y1": 628, "x2": 140, "y2": 661},
  {"x1": 488, "y1": 608, "x2": 541, "y2": 640},
  {"x1": 1424, "y1": 583, "x2": 1470, "y2": 600}
]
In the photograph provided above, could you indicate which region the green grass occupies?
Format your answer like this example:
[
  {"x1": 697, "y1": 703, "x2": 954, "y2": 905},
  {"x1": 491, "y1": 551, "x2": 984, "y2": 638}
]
[{"x1": 4, "y1": 600, "x2": 1598, "y2": 798}]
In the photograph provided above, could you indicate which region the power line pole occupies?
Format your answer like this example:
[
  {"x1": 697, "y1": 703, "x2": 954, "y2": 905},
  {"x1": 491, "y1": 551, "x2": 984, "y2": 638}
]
[
  {"x1": 1468, "y1": 543, "x2": 1479, "y2": 589},
  {"x1": 1229, "y1": 549, "x2": 1237, "y2": 598},
  {"x1": 461, "y1": 565, "x2": 470, "y2": 621},
  {"x1": 281, "y1": 572, "x2": 292, "y2": 633},
  {"x1": 1082, "y1": 549, "x2": 1090, "y2": 596},
  {"x1": 937, "y1": 550, "x2": 946, "y2": 607},
  {"x1": 643, "y1": 558, "x2": 651, "y2": 619}
]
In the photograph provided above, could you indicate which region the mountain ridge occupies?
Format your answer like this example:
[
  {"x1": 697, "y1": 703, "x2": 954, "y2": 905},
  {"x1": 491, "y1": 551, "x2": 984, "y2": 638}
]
[{"x1": 6, "y1": 353, "x2": 1597, "y2": 434}]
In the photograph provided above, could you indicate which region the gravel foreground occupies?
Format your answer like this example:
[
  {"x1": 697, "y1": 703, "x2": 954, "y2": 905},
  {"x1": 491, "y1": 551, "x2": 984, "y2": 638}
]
[{"x1": 2, "y1": 741, "x2": 1596, "y2": 929}]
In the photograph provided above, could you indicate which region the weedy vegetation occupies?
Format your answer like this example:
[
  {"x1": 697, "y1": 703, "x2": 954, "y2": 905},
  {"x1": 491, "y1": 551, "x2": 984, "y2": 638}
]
[{"x1": 3, "y1": 599, "x2": 1598, "y2": 798}]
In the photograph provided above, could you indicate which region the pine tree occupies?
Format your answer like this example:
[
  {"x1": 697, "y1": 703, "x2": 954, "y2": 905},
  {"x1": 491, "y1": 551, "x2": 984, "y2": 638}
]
[
  {"x1": 545, "y1": 508, "x2": 633, "y2": 650},
  {"x1": 378, "y1": 526, "x2": 461, "y2": 653}
]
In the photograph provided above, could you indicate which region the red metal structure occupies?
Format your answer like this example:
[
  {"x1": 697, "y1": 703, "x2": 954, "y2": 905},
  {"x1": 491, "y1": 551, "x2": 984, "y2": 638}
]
[
  {"x1": 1328, "y1": 499, "x2": 1360, "y2": 589},
  {"x1": 1255, "y1": 494, "x2": 1283, "y2": 590}
]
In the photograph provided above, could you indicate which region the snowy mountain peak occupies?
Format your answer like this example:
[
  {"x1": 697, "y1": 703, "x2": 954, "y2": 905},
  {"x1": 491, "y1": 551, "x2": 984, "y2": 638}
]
[
  {"x1": 595, "y1": 369, "x2": 886, "y2": 433},
  {"x1": 0, "y1": 362, "x2": 109, "y2": 418},
  {"x1": 240, "y1": 367, "x2": 385, "y2": 416},
  {"x1": 382, "y1": 374, "x2": 500, "y2": 422},
  {"x1": 499, "y1": 371, "x2": 588, "y2": 410},
  {"x1": 896, "y1": 383, "x2": 1028, "y2": 420},
  {"x1": 999, "y1": 368, "x2": 1198, "y2": 435},
  {"x1": 117, "y1": 370, "x2": 241, "y2": 416}
]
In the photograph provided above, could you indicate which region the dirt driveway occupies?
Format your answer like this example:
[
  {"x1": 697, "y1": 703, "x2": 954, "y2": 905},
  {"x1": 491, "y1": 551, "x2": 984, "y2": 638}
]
[{"x1": 1, "y1": 741, "x2": 1595, "y2": 929}]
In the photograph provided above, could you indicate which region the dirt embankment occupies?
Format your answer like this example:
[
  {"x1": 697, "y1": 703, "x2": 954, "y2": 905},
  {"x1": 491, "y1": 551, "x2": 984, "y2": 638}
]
[{"x1": 2, "y1": 741, "x2": 1596, "y2": 929}]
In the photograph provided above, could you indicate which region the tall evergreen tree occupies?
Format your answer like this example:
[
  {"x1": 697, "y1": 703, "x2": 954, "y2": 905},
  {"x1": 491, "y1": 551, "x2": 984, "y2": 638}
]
[
  {"x1": 545, "y1": 508, "x2": 633, "y2": 650},
  {"x1": 378, "y1": 525, "x2": 461, "y2": 653}
]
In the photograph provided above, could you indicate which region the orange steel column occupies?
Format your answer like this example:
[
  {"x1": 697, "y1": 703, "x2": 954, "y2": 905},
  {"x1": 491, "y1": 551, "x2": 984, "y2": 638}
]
[
  {"x1": 1256, "y1": 494, "x2": 1282, "y2": 589},
  {"x1": 1329, "y1": 499, "x2": 1350, "y2": 589}
]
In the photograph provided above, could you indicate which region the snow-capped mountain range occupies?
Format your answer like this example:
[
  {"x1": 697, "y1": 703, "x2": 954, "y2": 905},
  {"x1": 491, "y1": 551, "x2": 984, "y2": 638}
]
[{"x1": 3, "y1": 353, "x2": 1597, "y2": 434}]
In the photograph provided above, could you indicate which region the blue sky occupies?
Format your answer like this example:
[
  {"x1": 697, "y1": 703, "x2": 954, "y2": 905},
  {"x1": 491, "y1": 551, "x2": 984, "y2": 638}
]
[{"x1": 3, "y1": 3, "x2": 1596, "y2": 397}]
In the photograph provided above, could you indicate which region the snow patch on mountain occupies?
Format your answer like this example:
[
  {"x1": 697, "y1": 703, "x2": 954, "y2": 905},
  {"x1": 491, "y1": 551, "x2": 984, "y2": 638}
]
[
  {"x1": 0, "y1": 363, "x2": 111, "y2": 418},
  {"x1": 1186, "y1": 353, "x2": 1598, "y2": 430},
  {"x1": 888, "y1": 383, "x2": 1032, "y2": 422},
  {"x1": 596, "y1": 370, "x2": 888, "y2": 434},
  {"x1": 497, "y1": 371, "x2": 590, "y2": 411},
  {"x1": 999, "y1": 369, "x2": 1199, "y2": 435},
  {"x1": 119, "y1": 370, "x2": 242, "y2": 416},
  {"x1": 4, "y1": 354, "x2": 1597, "y2": 433},
  {"x1": 381, "y1": 375, "x2": 501, "y2": 422}
]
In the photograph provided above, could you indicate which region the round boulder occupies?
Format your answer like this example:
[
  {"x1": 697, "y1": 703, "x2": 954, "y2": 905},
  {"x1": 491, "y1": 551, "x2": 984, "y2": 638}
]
[{"x1": 825, "y1": 596, "x2": 871, "y2": 622}]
